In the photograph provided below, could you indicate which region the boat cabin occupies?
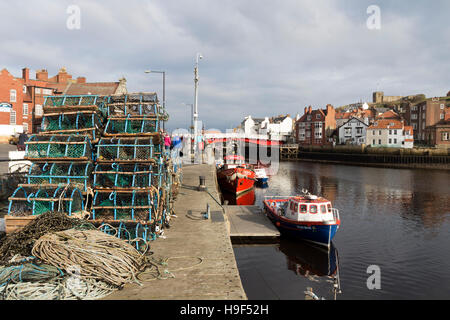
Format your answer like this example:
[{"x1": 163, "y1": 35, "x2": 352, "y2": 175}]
[{"x1": 283, "y1": 195, "x2": 336, "y2": 223}]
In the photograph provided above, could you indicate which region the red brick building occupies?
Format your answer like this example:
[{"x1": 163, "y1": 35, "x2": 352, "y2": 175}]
[
  {"x1": 295, "y1": 104, "x2": 336, "y2": 145},
  {"x1": 424, "y1": 109, "x2": 450, "y2": 148},
  {"x1": 0, "y1": 67, "x2": 127, "y2": 139},
  {"x1": 398, "y1": 97, "x2": 449, "y2": 143}
]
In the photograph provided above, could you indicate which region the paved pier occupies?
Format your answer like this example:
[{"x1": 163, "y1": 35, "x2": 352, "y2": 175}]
[
  {"x1": 225, "y1": 205, "x2": 280, "y2": 244},
  {"x1": 104, "y1": 164, "x2": 247, "y2": 300}
]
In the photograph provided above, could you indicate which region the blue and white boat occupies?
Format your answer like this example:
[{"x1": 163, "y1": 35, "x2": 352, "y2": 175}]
[
  {"x1": 254, "y1": 167, "x2": 269, "y2": 186},
  {"x1": 263, "y1": 191, "x2": 340, "y2": 247}
]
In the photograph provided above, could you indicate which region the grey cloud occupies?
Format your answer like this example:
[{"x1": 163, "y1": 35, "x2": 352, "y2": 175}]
[{"x1": 0, "y1": 0, "x2": 448, "y2": 131}]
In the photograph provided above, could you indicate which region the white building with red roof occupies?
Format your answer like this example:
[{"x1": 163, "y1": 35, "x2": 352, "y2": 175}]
[{"x1": 366, "y1": 118, "x2": 414, "y2": 148}]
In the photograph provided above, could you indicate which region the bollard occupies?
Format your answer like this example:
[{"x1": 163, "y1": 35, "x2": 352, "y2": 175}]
[
  {"x1": 198, "y1": 175, "x2": 206, "y2": 191},
  {"x1": 203, "y1": 203, "x2": 210, "y2": 219}
]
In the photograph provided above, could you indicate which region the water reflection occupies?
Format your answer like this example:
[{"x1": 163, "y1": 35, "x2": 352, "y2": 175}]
[
  {"x1": 236, "y1": 161, "x2": 450, "y2": 299},
  {"x1": 278, "y1": 238, "x2": 337, "y2": 278}
]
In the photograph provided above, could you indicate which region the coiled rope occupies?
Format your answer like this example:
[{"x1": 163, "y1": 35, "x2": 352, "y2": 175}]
[{"x1": 31, "y1": 228, "x2": 146, "y2": 287}]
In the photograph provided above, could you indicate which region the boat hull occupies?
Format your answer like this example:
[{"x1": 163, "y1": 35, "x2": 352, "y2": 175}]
[
  {"x1": 264, "y1": 201, "x2": 339, "y2": 247},
  {"x1": 217, "y1": 168, "x2": 255, "y2": 195}
]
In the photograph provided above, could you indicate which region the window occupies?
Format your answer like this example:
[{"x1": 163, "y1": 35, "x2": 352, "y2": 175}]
[
  {"x1": 394, "y1": 130, "x2": 397, "y2": 135},
  {"x1": 413, "y1": 123, "x2": 417, "y2": 130},
  {"x1": 300, "y1": 205, "x2": 307, "y2": 213},
  {"x1": 43, "y1": 89, "x2": 52, "y2": 95},
  {"x1": 327, "y1": 204, "x2": 332, "y2": 212},
  {"x1": 441, "y1": 132, "x2": 450, "y2": 141},
  {"x1": 440, "y1": 114, "x2": 445, "y2": 120},
  {"x1": 378, "y1": 139, "x2": 381, "y2": 144},
  {"x1": 290, "y1": 202, "x2": 294, "y2": 210},
  {"x1": 389, "y1": 130, "x2": 392, "y2": 135},
  {"x1": 294, "y1": 203, "x2": 298, "y2": 213},
  {"x1": 411, "y1": 114, "x2": 417, "y2": 120},
  {"x1": 35, "y1": 88, "x2": 41, "y2": 94},
  {"x1": 23, "y1": 86, "x2": 27, "y2": 93},
  {"x1": 440, "y1": 104, "x2": 445, "y2": 110},
  {"x1": 10, "y1": 89, "x2": 16, "y2": 102},
  {"x1": 379, "y1": 130, "x2": 381, "y2": 135},
  {"x1": 423, "y1": 122, "x2": 426, "y2": 129},
  {"x1": 412, "y1": 106, "x2": 417, "y2": 111},
  {"x1": 394, "y1": 138, "x2": 397, "y2": 144},
  {"x1": 23, "y1": 122, "x2": 28, "y2": 132},
  {"x1": 307, "y1": 115, "x2": 311, "y2": 121},
  {"x1": 23, "y1": 103, "x2": 28, "y2": 116},
  {"x1": 309, "y1": 205, "x2": 317, "y2": 214},
  {"x1": 389, "y1": 138, "x2": 392, "y2": 144},
  {"x1": 35, "y1": 104, "x2": 43, "y2": 116},
  {"x1": 422, "y1": 113, "x2": 426, "y2": 119},
  {"x1": 320, "y1": 205, "x2": 327, "y2": 214},
  {"x1": 316, "y1": 114, "x2": 321, "y2": 119},
  {"x1": 10, "y1": 110, "x2": 16, "y2": 125},
  {"x1": 372, "y1": 139, "x2": 375, "y2": 145}
]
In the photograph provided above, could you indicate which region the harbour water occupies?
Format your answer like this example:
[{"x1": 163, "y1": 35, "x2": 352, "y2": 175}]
[{"x1": 233, "y1": 161, "x2": 450, "y2": 299}]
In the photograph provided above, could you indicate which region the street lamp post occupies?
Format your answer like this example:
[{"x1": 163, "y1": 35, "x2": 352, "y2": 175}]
[
  {"x1": 193, "y1": 53, "x2": 202, "y2": 154},
  {"x1": 144, "y1": 69, "x2": 166, "y2": 130}
]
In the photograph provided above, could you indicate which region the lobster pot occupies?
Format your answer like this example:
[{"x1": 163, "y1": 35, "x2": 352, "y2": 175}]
[
  {"x1": 104, "y1": 116, "x2": 160, "y2": 136},
  {"x1": 25, "y1": 135, "x2": 93, "y2": 161},
  {"x1": 96, "y1": 137, "x2": 162, "y2": 163},
  {"x1": 106, "y1": 93, "x2": 160, "y2": 117},
  {"x1": 93, "y1": 163, "x2": 163, "y2": 190},
  {"x1": 91, "y1": 190, "x2": 158, "y2": 222},
  {"x1": 8, "y1": 185, "x2": 84, "y2": 217},
  {"x1": 27, "y1": 162, "x2": 93, "y2": 192},
  {"x1": 44, "y1": 94, "x2": 109, "y2": 107},
  {"x1": 40, "y1": 111, "x2": 103, "y2": 142}
]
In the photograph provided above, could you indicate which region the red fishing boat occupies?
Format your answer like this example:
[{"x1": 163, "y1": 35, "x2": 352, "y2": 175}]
[{"x1": 217, "y1": 155, "x2": 256, "y2": 195}]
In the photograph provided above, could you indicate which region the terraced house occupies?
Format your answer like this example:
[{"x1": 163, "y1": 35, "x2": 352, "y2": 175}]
[
  {"x1": 295, "y1": 105, "x2": 336, "y2": 146},
  {"x1": 366, "y1": 119, "x2": 414, "y2": 148},
  {"x1": 0, "y1": 67, "x2": 127, "y2": 140}
]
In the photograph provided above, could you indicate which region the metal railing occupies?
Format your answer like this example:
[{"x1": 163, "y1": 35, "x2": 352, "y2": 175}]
[{"x1": 332, "y1": 208, "x2": 340, "y2": 222}]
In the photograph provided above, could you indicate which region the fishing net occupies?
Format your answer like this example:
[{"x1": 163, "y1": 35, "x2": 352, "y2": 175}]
[
  {"x1": 27, "y1": 162, "x2": 93, "y2": 191},
  {"x1": 25, "y1": 135, "x2": 93, "y2": 161},
  {"x1": 104, "y1": 117, "x2": 159, "y2": 135},
  {"x1": 44, "y1": 95, "x2": 109, "y2": 107},
  {"x1": 40, "y1": 112, "x2": 102, "y2": 141},
  {"x1": 8, "y1": 185, "x2": 84, "y2": 217},
  {"x1": 96, "y1": 137, "x2": 162, "y2": 162},
  {"x1": 93, "y1": 163, "x2": 162, "y2": 189},
  {"x1": 106, "y1": 93, "x2": 164, "y2": 117},
  {"x1": 0, "y1": 211, "x2": 94, "y2": 264},
  {"x1": 92, "y1": 190, "x2": 157, "y2": 222}
]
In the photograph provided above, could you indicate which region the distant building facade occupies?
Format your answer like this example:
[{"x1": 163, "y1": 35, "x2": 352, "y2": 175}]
[
  {"x1": 0, "y1": 67, "x2": 127, "y2": 138},
  {"x1": 337, "y1": 117, "x2": 369, "y2": 145},
  {"x1": 396, "y1": 97, "x2": 449, "y2": 143},
  {"x1": 295, "y1": 105, "x2": 336, "y2": 146},
  {"x1": 366, "y1": 118, "x2": 413, "y2": 148}
]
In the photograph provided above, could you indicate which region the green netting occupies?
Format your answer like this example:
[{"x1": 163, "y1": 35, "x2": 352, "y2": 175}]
[
  {"x1": 104, "y1": 118, "x2": 159, "y2": 135},
  {"x1": 27, "y1": 162, "x2": 92, "y2": 191},
  {"x1": 25, "y1": 135, "x2": 92, "y2": 160},
  {"x1": 8, "y1": 185, "x2": 84, "y2": 217}
]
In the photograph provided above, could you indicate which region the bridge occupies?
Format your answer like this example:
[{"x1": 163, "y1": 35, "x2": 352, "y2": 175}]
[{"x1": 175, "y1": 132, "x2": 286, "y2": 146}]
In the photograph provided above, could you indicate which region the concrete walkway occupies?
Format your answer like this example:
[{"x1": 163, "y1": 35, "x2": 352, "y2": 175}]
[
  {"x1": 104, "y1": 164, "x2": 247, "y2": 300},
  {"x1": 225, "y1": 205, "x2": 280, "y2": 244}
]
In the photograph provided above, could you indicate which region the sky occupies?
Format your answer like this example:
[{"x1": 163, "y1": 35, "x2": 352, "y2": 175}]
[{"x1": 1, "y1": 0, "x2": 449, "y2": 131}]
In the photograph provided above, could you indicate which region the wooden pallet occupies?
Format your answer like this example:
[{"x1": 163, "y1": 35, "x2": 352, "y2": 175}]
[{"x1": 4, "y1": 215, "x2": 36, "y2": 234}]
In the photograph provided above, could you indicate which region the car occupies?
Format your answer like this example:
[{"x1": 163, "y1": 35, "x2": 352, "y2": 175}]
[{"x1": 8, "y1": 133, "x2": 20, "y2": 145}]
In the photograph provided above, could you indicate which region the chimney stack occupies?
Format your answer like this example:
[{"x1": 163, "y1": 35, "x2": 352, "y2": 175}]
[
  {"x1": 308, "y1": 106, "x2": 312, "y2": 113},
  {"x1": 36, "y1": 69, "x2": 48, "y2": 81},
  {"x1": 76, "y1": 77, "x2": 86, "y2": 84},
  {"x1": 304, "y1": 107, "x2": 307, "y2": 115},
  {"x1": 22, "y1": 68, "x2": 29, "y2": 82}
]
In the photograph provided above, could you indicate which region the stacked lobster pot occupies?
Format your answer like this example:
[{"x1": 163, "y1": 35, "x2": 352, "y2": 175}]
[
  {"x1": 92, "y1": 93, "x2": 171, "y2": 242},
  {"x1": 7, "y1": 95, "x2": 106, "y2": 225}
]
